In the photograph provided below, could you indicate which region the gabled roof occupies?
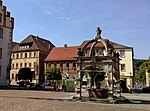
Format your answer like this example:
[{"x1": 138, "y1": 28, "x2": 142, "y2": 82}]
[
  {"x1": 12, "y1": 42, "x2": 18, "y2": 49},
  {"x1": 109, "y1": 41, "x2": 132, "y2": 49},
  {"x1": 12, "y1": 35, "x2": 55, "y2": 52},
  {"x1": 45, "y1": 46, "x2": 79, "y2": 61},
  {"x1": 79, "y1": 40, "x2": 132, "y2": 49}
]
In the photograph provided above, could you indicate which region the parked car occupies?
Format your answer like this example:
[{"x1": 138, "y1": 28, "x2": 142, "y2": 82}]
[
  {"x1": 17, "y1": 80, "x2": 30, "y2": 89},
  {"x1": 29, "y1": 82, "x2": 43, "y2": 90},
  {"x1": 132, "y1": 87, "x2": 142, "y2": 93},
  {"x1": 41, "y1": 82, "x2": 56, "y2": 91},
  {"x1": 142, "y1": 86, "x2": 150, "y2": 93}
]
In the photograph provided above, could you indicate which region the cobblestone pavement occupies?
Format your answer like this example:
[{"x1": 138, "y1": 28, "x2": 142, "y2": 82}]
[{"x1": 0, "y1": 89, "x2": 150, "y2": 111}]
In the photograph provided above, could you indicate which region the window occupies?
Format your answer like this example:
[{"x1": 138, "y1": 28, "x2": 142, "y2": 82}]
[
  {"x1": 121, "y1": 64, "x2": 126, "y2": 71},
  {"x1": 15, "y1": 74, "x2": 18, "y2": 81},
  {"x1": 12, "y1": 74, "x2": 14, "y2": 79},
  {"x1": 12, "y1": 64, "x2": 14, "y2": 69},
  {"x1": 29, "y1": 63, "x2": 32, "y2": 67},
  {"x1": 24, "y1": 63, "x2": 27, "y2": 68},
  {"x1": 20, "y1": 53, "x2": 23, "y2": 58},
  {"x1": 25, "y1": 53, "x2": 27, "y2": 58},
  {"x1": 73, "y1": 63, "x2": 76, "y2": 67},
  {"x1": 29, "y1": 52, "x2": 32, "y2": 58},
  {"x1": 12, "y1": 54, "x2": 15, "y2": 59},
  {"x1": 19, "y1": 45, "x2": 30, "y2": 49},
  {"x1": 66, "y1": 63, "x2": 69, "y2": 71},
  {"x1": 16, "y1": 63, "x2": 18, "y2": 69},
  {"x1": 48, "y1": 63, "x2": 51, "y2": 68},
  {"x1": 73, "y1": 63, "x2": 76, "y2": 70},
  {"x1": 120, "y1": 50, "x2": 125, "y2": 58},
  {"x1": 0, "y1": 28, "x2": 3, "y2": 39},
  {"x1": 54, "y1": 63, "x2": 57, "y2": 67},
  {"x1": 60, "y1": 63, "x2": 63, "y2": 67},
  {"x1": 0, "y1": 48, "x2": 2, "y2": 59},
  {"x1": 20, "y1": 63, "x2": 22, "y2": 68},
  {"x1": 66, "y1": 63, "x2": 69, "y2": 67},
  {"x1": 16, "y1": 54, "x2": 19, "y2": 59},
  {"x1": 34, "y1": 52, "x2": 36, "y2": 57}
]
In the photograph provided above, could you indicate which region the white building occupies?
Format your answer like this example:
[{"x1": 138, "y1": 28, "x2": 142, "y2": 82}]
[
  {"x1": 111, "y1": 42, "x2": 134, "y2": 88},
  {"x1": 0, "y1": 0, "x2": 14, "y2": 86}
]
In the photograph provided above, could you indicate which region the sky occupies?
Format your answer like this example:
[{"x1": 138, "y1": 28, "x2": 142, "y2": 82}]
[{"x1": 3, "y1": 0, "x2": 150, "y2": 59}]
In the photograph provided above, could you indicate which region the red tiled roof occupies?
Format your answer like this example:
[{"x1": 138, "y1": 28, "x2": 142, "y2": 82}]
[
  {"x1": 45, "y1": 46, "x2": 79, "y2": 61},
  {"x1": 12, "y1": 35, "x2": 55, "y2": 52},
  {"x1": 79, "y1": 40, "x2": 104, "y2": 49}
]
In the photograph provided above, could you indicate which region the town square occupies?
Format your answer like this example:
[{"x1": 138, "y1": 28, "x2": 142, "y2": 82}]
[
  {"x1": 0, "y1": 89, "x2": 150, "y2": 111},
  {"x1": 0, "y1": 0, "x2": 150, "y2": 111}
]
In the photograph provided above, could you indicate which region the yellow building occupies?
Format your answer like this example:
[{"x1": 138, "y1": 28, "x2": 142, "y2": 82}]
[{"x1": 10, "y1": 35, "x2": 55, "y2": 85}]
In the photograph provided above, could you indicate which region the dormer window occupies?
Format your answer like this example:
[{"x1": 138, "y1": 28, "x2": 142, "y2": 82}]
[
  {"x1": 19, "y1": 42, "x2": 32, "y2": 49},
  {"x1": 19, "y1": 45, "x2": 30, "y2": 49}
]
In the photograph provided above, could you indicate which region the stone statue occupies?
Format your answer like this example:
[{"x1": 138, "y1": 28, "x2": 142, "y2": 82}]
[
  {"x1": 95, "y1": 27, "x2": 102, "y2": 39},
  {"x1": 96, "y1": 27, "x2": 102, "y2": 36}
]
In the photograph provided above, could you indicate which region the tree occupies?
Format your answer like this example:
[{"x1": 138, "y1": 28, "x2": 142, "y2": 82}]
[
  {"x1": 136, "y1": 57, "x2": 150, "y2": 85},
  {"x1": 45, "y1": 67, "x2": 62, "y2": 81},
  {"x1": 136, "y1": 62, "x2": 146, "y2": 85}
]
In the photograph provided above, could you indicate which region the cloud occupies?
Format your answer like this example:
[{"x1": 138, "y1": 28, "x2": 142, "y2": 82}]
[
  {"x1": 57, "y1": 16, "x2": 82, "y2": 24},
  {"x1": 15, "y1": 2, "x2": 32, "y2": 13},
  {"x1": 30, "y1": 0, "x2": 62, "y2": 15},
  {"x1": 57, "y1": 17, "x2": 71, "y2": 20}
]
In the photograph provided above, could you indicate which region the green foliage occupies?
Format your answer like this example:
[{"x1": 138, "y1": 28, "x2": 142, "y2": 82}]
[
  {"x1": 136, "y1": 62, "x2": 146, "y2": 85},
  {"x1": 45, "y1": 67, "x2": 62, "y2": 80},
  {"x1": 135, "y1": 58, "x2": 150, "y2": 85},
  {"x1": 94, "y1": 71, "x2": 105, "y2": 89},
  {"x1": 134, "y1": 59, "x2": 146, "y2": 71},
  {"x1": 18, "y1": 68, "x2": 33, "y2": 81},
  {"x1": 94, "y1": 72, "x2": 105, "y2": 82}
]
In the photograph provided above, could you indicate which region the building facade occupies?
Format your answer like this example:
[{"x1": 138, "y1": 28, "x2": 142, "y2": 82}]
[
  {"x1": 112, "y1": 42, "x2": 134, "y2": 89},
  {"x1": 10, "y1": 35, "x2": 55, "y2": 85},
  {"x1": 44, "y1": 45, "x2": 79, "y2": 81},
  {"x1": 0, "y1": 0, "x2": 14, "y2": 86},
  {"x1": 45, "y1": 40, "x2": 134, "y2": 88}
]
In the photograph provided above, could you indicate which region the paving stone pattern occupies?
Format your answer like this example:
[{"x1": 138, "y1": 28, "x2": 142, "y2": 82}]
[{"x1": 0, "y1": 90, "x2": 150, "y2": 111}]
